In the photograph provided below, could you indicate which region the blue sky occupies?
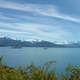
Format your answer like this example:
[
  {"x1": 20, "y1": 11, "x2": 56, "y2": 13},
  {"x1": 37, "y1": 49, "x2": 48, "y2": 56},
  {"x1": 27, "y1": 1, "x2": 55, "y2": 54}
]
[{"x1": 0, "y1": 0, "x2": 80, "y2": 43}]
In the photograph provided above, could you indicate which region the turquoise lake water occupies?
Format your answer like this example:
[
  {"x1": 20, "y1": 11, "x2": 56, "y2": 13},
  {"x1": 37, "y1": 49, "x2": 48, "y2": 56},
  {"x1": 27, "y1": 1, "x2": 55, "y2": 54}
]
[{"x1": 0, "y1": 47, "x2": 80, "y2": 75}]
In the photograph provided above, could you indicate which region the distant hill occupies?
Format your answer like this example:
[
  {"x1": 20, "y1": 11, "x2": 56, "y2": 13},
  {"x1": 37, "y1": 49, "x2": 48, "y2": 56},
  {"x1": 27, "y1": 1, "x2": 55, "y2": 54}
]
[{"x1": 0, "y1": 37, "x2": 80, "y2": 48}]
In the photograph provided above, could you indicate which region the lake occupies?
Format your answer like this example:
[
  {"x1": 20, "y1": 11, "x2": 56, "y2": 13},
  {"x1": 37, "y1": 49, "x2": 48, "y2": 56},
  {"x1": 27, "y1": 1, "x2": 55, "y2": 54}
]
[{"x1": 0, "y1": 47, "x2": 80, "y2": 76}]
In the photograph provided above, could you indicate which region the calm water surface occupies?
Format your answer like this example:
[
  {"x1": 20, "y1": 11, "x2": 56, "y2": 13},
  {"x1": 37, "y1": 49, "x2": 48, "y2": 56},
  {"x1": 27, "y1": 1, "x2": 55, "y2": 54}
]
[{"x1": 0, "y1": 47, "x2": 80, "y2": 75}]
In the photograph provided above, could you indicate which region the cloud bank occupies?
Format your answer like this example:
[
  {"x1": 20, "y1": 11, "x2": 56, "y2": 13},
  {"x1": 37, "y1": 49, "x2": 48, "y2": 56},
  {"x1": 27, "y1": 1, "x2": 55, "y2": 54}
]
[
  {"x1": 0, "y1": 1, "x2": 80, "y2": 23},
  {"x1": 0, "y1": 0, "x2": 80, "y2": 42}
]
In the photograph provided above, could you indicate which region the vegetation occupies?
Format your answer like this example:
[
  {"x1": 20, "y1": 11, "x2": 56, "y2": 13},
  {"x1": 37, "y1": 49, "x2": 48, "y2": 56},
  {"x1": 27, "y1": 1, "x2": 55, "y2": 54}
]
[{"x1": 0, "y1": 56, "x2": 80, "y2": 80}]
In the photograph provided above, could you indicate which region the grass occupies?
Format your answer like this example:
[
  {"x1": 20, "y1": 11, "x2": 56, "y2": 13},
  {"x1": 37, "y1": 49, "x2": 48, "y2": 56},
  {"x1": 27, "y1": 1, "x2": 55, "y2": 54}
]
[{"x1": 0, "y1": 56, "x2": 80, "y2": 80}]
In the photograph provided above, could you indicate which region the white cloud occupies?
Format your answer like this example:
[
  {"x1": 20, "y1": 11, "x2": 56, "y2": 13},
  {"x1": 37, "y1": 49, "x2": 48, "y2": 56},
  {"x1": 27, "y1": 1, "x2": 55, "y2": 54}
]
[
  {"x1": 0, "y1": 22, "x2": 73, "y2": 42},
  {"x1": 0, "y1": 29, "x2": 30, "y2": 35},
  {"x1": 40, "y1": 10, "x2": 80, "y2": 23},
  {"x1": 0, "y1": 13, "x2": 16, "y2": 20},
  {"x1": 0, "y1": 1, "x2": 80, "y2": 23}
]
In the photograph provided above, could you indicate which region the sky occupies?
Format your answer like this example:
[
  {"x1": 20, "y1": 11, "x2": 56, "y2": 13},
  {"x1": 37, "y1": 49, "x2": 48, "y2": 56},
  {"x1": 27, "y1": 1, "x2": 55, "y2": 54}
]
[{"x1": 0, "y1": 0, "x2": 80, "y2": 43}]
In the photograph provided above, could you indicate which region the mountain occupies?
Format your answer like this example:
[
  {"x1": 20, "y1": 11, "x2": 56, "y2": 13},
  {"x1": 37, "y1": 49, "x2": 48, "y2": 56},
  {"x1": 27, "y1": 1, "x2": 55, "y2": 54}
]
[{"x1": 0, "y1": 37, "x2": 80, "y2": 48}]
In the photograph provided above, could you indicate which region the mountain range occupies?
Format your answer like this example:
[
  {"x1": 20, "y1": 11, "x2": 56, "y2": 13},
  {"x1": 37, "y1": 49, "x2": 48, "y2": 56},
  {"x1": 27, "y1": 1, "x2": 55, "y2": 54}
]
[{"x1": 0, "y1": 37, "x2": 80, "y2": 48}]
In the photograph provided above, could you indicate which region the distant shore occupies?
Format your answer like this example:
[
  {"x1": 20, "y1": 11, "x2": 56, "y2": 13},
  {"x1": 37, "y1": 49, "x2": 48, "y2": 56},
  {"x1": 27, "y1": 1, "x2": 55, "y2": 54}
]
[{"x1": 0, "y1": 37, "x2": 80, "y2": 48}]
